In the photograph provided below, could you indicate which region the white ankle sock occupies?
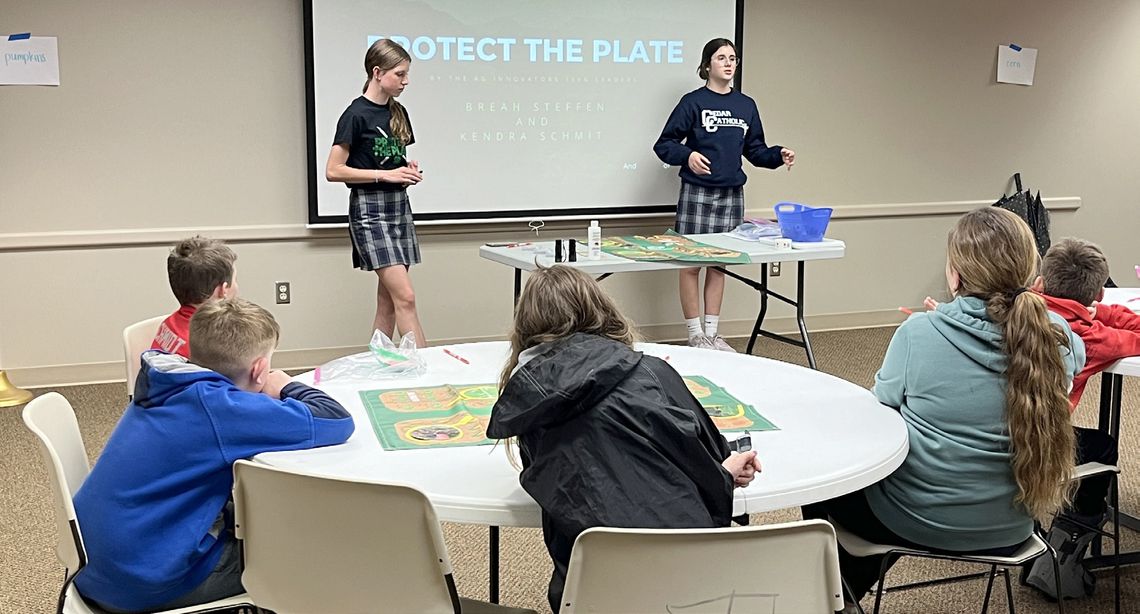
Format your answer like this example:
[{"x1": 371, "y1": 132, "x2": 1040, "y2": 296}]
[
  {"x1": 685, "y1": 317, "x2": 703, "y2": 339},
  {"x1": 704, "y1": 314, "x2": 720, "y2": 338}
]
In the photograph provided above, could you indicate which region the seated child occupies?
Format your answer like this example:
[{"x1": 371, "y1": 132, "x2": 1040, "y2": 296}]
[
  {"x1": 1036, "y1": 237, "x2": 1140, "y2": 406},
  {"x1": 486, "y1": 265, "x2": 761, "y2": 613},
  {"x1": 151, "y1": 236, "x2": 238, "y2": 359},
  {"x1": 74, "y1": 298, "x2": 354, "y2": 613},
  {"x1": 804, "y1": 208, "x2": 1084, "y2": 609},
  {"x1": 1022, "y1": 237, "x2": 1135, "y2": 598}
]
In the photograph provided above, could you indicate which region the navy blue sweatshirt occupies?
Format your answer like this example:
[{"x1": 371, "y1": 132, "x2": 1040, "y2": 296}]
[{"x1": 653, "y1": 87, "x2": 783, "y2": 188}]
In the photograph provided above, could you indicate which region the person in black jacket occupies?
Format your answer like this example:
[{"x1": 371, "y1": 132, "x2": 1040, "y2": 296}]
[{"x1": 486, "y1": 265, "x2": 761, "y2": 612}]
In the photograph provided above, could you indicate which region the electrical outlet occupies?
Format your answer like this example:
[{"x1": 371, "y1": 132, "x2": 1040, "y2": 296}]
[
  {"x1": 770, "y1": 262, "x2": 782, "y2": 277},
  {"x1": 275, "y1": 281, "x2": 291, "y2": 304}
]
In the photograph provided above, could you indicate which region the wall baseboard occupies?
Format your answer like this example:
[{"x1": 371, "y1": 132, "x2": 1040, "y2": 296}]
[{"x1": 9, "y1": 310, "x2": 904, "y2": 389}]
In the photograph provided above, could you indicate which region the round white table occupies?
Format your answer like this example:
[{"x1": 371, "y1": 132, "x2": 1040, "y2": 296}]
[
  {"x1": 257, "y1": 341, "x2": 908, "y2": 525},
  {"x1": 257, "y1": 341, "x2": 908, "y2": 602}
]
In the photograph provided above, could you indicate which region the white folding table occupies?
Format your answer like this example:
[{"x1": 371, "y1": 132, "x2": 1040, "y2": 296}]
[{"x1": 479, "y1": 233, "x2": 845, "y2": 368}]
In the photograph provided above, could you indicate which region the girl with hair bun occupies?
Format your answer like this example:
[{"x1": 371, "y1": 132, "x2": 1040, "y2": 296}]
[{"x1": 653, "y1": 37, "x2": 795, "y2": 352}]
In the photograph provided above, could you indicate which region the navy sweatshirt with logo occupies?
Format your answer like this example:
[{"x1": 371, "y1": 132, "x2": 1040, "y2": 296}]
[{"x1": 653, "y1": 86, "x2": 783, "y2": 188}]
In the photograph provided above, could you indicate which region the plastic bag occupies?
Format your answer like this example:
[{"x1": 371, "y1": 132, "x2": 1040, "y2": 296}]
[
  {"x1": 315, "y1": 330, "x2": 426, "y2": 383},
  {"x1": 728, "y1": 217, "x2": 782, "y2": 241}
]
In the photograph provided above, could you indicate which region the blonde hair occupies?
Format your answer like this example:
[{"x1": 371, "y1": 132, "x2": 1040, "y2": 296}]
[
  {"x1": 948, "y1": 207, "x2": 1075, "y2": 521},
  {"x1": 189, "y1": 298, "x2": 280, "y2": 382},
  {"x1": 363, "y1": 38, "x2": 413, "y2": 145}
]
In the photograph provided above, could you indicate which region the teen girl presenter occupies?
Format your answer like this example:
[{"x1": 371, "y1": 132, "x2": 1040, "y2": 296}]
[
  {"x1": 654, "y1": 38, "x2": 794, "y2": 351},
  {"x1": 326, "y1": 39, "x2": 427, "y2": 346}
]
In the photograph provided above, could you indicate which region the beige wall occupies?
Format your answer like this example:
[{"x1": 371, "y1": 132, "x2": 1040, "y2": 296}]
[{"x1": 1, "y1": 0, "x2": 1137, "y2": 386}]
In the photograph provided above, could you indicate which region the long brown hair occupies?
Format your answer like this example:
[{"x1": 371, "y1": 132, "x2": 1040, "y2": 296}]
[
  {"x1": 948, "y1": 207, "x2": 1075, "y2": 521},
  {"x1": 363, "y1": 38, "x2": 413, "y2": 145},
  {"x1": 498, "y1": 265, "x2": 638, "y2": 393},
  {"x1": 497, "y1": 265, "x2": 638, "y2": 467}
]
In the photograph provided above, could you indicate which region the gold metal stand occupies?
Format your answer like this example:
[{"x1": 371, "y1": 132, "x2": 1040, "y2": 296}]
[{"x1": 0, "y1": 370, "x2": 34, "y2": 408}]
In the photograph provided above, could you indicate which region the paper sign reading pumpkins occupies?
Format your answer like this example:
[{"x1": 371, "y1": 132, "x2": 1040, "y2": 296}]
[
  {"x1": 997, "y1": 44, "x2": 1037, "y2": 86},
  {"x1": 1, "y1": 36, "x2": 60, "y2": 86}
]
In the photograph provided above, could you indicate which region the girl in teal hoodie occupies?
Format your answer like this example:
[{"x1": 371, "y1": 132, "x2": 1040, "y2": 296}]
[{"x1": 805, "y1": 207, "x2": 1084, "y2": 604}]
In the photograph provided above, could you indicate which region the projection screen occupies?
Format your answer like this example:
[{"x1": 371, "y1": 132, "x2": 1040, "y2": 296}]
[{"x1": 306, "y1": 0, "x2": 741, "y2": 225}]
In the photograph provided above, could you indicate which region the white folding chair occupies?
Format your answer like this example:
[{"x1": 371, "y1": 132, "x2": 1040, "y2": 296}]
[
  {"x1": 832, "y1": 522, "x2": 1062, "y2": 614},
  {"x1": 22, "y1": 392, "x2": 253, "y2": 614},
  {"x1": 122, "y1": 315, "x2": 166, "y2": 399},
  {"x1": 559, "y1": 520, "x2": 844, "y2": 614},
  {"x1": 231, "y1": 460, "x2": 537, "y2": 614}
]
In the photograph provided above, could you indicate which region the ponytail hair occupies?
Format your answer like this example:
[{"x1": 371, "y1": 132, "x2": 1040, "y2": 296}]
[
  {"x1": 362, "y1": 38, "x2": 413, "y2": 145},
  {"x1": 948, "y1": 207, "x2": 1075, "y2": 521}
]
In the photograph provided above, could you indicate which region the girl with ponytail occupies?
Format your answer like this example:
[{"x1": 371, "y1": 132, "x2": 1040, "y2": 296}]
[
  {"x1": 326, "y1": 38, "x2": 427, "y2": 346},
  {"x1": 804, "y1": 207, "x2": 1084, "y2": 606}
]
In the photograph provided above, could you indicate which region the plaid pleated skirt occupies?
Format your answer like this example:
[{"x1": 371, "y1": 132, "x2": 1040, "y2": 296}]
[
  {"x1": 674, "y1": 182, "x2": 745, "y2": 235},
  {"x1": 348, "y1": 188, "x2": 421, "y2": 270}
]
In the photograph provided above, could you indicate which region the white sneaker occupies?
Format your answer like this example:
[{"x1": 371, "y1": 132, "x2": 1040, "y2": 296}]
[
  {"x1": 688, "y1": 334, "x2": 715, "y2": 349},
  {"x1": 711, "y1": 335, "x2": 737, "y2": 352}
]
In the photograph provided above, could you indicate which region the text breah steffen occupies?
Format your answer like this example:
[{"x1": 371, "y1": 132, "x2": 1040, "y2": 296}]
[{"x1": 464, "y1": 101, "x2": 607, "y2": 113}]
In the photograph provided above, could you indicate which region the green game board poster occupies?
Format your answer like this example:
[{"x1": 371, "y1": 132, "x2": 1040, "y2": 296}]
[
  {"x1": 360, "y1": 377, "x2": 776, "y2": 451},
  {"x1": 601, "y1": 231, "x2": 751, "y2": 264}
]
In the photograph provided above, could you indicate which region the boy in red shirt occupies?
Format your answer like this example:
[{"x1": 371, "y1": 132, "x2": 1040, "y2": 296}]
[
  {"x1": 1036, "y1": 238, "x2": 1140, "y2": 407},
  {"x1": 151, "y1": 237, "x2": 239, "y2": 358},
  {"x1": 1024, "y1": 237, "x2": 1137, "y2": 599}
]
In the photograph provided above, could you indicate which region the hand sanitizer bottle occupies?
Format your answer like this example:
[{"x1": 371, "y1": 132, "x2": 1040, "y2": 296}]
[{"x1": 587, "y1": 220, "x2": 602, "y2": 260}]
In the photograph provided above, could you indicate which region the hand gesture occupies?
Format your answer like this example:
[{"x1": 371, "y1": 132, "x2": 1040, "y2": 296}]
[
  {"x1": 263, "y1": 369, "x2": 294, "y2": 399},
  {"x1": 923, "y1": 296, "x2": 940, "y2": 311},
  {"x1": 384, "y1": 167, "x2": 423, "y2": 186},
  {"x1": 687, "y1": 151, "x2": 712, "y2": 176},
  {"x1": 781, "y1": 148, "x2": 795, "y2": 170},
  {"x1": 722, "y1": 450, "x2": 761, "y2": 488}
]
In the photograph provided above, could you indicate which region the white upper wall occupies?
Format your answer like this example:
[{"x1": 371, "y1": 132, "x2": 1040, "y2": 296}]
[{"x1": 2, "y1": 0, "x2": 1137, "y2": 384}]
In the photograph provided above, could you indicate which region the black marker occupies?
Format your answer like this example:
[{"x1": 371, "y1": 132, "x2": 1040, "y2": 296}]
[
  {"x1": 568, "y1": 238, "x2": 577, "y2": 262},
  {"x1": 554, "y1": 238, "x2": 564, "y2": 262}
]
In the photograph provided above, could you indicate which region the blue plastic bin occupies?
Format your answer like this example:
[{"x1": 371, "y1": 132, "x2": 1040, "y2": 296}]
[{"x1": 774, "y1": 202, "x2": 833, "y2": 242}]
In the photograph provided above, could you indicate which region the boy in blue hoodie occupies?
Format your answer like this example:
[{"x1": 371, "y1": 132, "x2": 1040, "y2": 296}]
[{"x1": 73, "y1": 298, "x2": 355, "y2": 613}]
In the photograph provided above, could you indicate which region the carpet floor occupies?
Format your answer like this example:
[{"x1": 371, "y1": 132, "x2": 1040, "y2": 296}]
[{"x1": 3, "y1": 327, "x2": 1137, "y2": 613}]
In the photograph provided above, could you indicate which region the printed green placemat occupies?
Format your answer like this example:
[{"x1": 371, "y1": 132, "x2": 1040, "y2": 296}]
[
  {"x1": 601, "y1": 230, "x2": 751, "y2": 264},
  {"x1": 360, "y1": 376, "x2": 775, "y2": 451}
]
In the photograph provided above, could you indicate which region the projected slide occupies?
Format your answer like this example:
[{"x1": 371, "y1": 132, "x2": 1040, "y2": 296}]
[{"x1": 307, "y1": 0, "x2": 737, "y2": 224}]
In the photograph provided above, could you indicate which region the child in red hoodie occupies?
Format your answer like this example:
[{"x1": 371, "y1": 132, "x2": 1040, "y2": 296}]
[
  {"x1": 1024, "y1": 237, "x2": 1137, "y2": 599},
  {"x1": 1036, "y1": 238, "x2": 1140, "y2": 407}
]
